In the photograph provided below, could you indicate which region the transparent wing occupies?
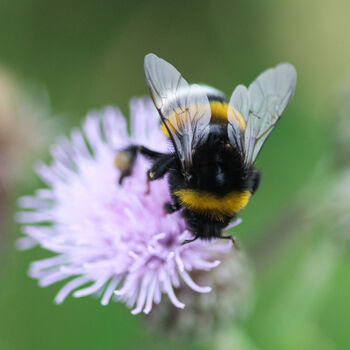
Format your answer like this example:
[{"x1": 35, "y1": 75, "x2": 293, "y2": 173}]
[
  {"x1": 245, "y1": 63, "x2": 296, "y2": 164},
  {"x1": 144, "y1": 53, "x2": 211, "y2": 169},
  {"x1": 228, "y1": 63, "x2": 296, "y2": 165},
  {"x1": 227, "y1": 84, "x2": 249, "y2": 157}
]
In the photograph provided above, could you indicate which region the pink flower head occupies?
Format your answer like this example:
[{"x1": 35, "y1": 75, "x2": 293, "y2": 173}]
[{"x1": 17, "y1": 98, "x2": 237, "y2": 314}]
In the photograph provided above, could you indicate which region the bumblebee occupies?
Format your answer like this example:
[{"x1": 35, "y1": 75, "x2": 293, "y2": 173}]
[{"x1": 116, "y1": 53, "x2": 296, "y2": 243}]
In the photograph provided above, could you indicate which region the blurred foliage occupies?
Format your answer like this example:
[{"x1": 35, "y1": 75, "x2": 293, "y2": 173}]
[{"x1": 1, "y1": 0, "x2": 350, "y2": 349}]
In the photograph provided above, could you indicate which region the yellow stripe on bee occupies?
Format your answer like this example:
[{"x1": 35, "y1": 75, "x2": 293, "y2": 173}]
[
  {"x1": 161, "y1": 119, "x2": 175, "y2": 138},
  {"x1": 161, "y1": 101, "x2": 246, "y2": 137},
  {"x1": 209, "y1": 101, "x2": 229, "y2": 123},
  {"x1": 161, "y1": 107, "x2": 189, "y2": 137},
  {"x1": 228, "y1": 106, "x2": 246, "y2": 131},
  {"x1": 174, "y1": 189, "x2": 251, "y2": 221}
]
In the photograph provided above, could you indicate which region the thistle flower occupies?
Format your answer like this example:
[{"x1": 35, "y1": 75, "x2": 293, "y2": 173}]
[
  {"x1": 147, "y1": 249, "x2": 253, "y2": 338},
  {"x1": 17, "y1": 98, "x2": 239, "y2": 314}
]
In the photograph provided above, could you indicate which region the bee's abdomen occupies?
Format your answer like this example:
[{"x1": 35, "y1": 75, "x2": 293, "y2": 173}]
[{"x1": 174, "y1": 189, "x2": 251, "y2": 221}]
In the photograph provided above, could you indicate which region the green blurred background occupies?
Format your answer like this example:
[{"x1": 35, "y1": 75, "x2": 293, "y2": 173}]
[{"x1": 1, "y1": 0, "x2": 350, "y2": 349}]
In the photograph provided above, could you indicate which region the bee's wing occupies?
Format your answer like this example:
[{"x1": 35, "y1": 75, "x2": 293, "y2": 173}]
[
  {"x1": 144, "y1": 53, "x2": 211, "y2": 169},
  {"x1": 227, "y1": 84, "x2": 249, "y2": 156},
  {"x1": 228, "y1": 63, "x2": 296, "y2": 165}
]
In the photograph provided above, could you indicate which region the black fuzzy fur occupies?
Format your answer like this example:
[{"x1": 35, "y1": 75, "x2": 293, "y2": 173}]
[
  {"x1": 166, "y1": 122, "x2": 260, "y2": 240},
  {"x1": 118, "y1": 96, "x2": 261, "y2": 241}
]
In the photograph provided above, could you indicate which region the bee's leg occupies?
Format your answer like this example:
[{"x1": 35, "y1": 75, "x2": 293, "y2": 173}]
[
  {"x1": 145, "y1": 177, "x2": 151, "y2": 195},
  {"x1": 138, "y1": 146, "x2": 169, "y2": 160},
  {"x1": 220, "y1": 235, "x2": 240, "y2": 249},
  {"x1": 115, "y1": 146, "x2": 137, "y2": 185},
  {"x1": 145, "y1": 153, "x2": 176, "y2": 195},
  {"x1": 147, "y1": 155, "x2": 176, "y2": 182},
  {"x1": 115, "y1": 145, "x2": 168, "y2": 185},
  {"x1": 164, "y1": 201, "x2": 181, "y2": 214},
  {"x1": 182, "y1": 235, "x2": 199, "y2": 245}
]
